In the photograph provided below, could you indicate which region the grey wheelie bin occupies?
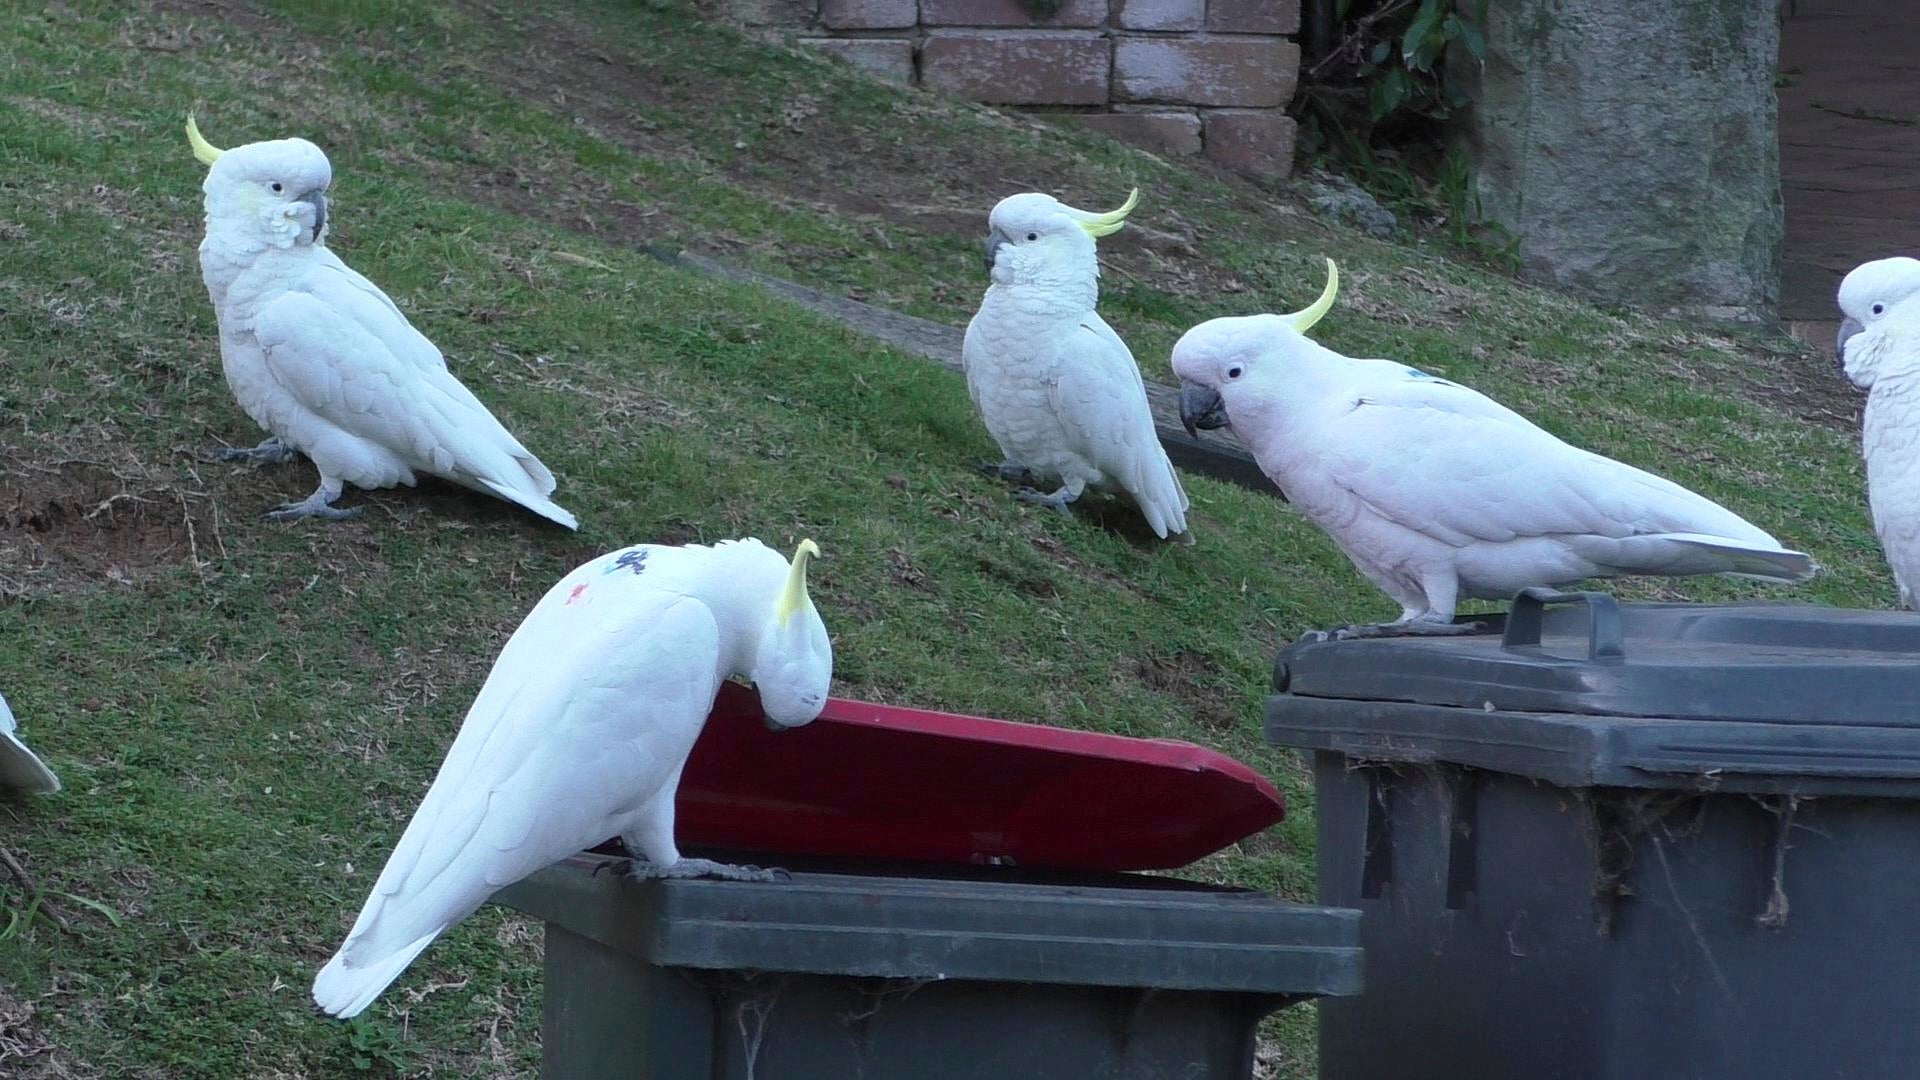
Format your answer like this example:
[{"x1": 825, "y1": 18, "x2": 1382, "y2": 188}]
[
  {"x1": 1265, "y1": 589, "x2": 1920, "y2": 1080},
  {"x1": 495, "y1": 853, "x2": 1361, "y2": 1079},
  {"x1": 489, "y1": 687, "x2": 1364, "y2": 1079}
]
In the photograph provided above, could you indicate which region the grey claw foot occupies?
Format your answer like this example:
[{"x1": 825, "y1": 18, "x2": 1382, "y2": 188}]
[
  {"x1": 265, "y1": 494, "x2": 363, "y2": 523},
  {"x1": 205, "y1": 436, "x2": 296, "y2": 466},
  {"x1": 1013, "y1": 486, "x2": 1077, "y2": 517},
  {"x1": 626, "y1": 856, "x2": 792, "y2": 883},
  {"x1": 973, "y1": 459, "x2": 1032, "y2": 482}
]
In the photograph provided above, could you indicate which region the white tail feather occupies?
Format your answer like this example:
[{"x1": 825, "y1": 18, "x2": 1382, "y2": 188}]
[
  {"x1": 476, "y1": 477, "x2": 579, "y2": 530},
  {"x1": 1578, "y1": 532, "x2": 1818, "y2": 583},
  {"x1": 312, "y1": 927, "x2": 446, "y2": 1019}
]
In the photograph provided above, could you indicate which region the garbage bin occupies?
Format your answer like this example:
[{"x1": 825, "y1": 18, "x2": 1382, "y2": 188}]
[
  {"x1": 491, "y1": 688, "x2": 1364, "y2": 1079},
  {"x1": 498, "y1": 853, "x2": 1360, "y2": 1080},
  {"x1": 1265, "y1": 589, "x2": 1920, "y2": 1080}
]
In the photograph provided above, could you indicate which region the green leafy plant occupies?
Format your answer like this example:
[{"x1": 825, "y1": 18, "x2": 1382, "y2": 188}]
[
  {"x1": 1301, "y1": 0, "x2": 1489, "y2": 151},
  {"x1": 344, "y1": 1015, "x2": 412, "y2": 1074},
  {"x1": 1359, "y1": 0, "x2": 1487, "y2": 123},
  {"x1": 1297, "y1": 0, "x2": 1511, "y2": 266}
]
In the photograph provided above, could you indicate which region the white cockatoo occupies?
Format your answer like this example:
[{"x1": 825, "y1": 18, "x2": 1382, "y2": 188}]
[
  {"x1": 1835, "y1": 255, "x2": 1920, "y2": 607},
  {"x1": 1174, "y1": 260, "x2": 1817, "y2": 636},
  {"x1": 312, "y1": 537, "x2": 833, "y2": 1018},
  {"x1": 186, "y1": 115, "x2": 577, "y2": 527},
  {"x1": 961, "y1": 188, "x2": 1190, "y2": 541},
  {"x1": 0, "y1": 692, "x2": 59, "y2": 795}
]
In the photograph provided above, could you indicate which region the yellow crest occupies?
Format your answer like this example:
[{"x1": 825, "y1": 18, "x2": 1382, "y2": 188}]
[
  {"x1": 775, "y1": 539, "x2": 821, "y2": 624},
  {"x1": 1074, "y1": 187, "x2": 1140, "y2": 238},
  {"x1": 186, "y1": 112, "x2": 225, "y2": 166},
  {"x1": 1282, "y1": 259, "x2": 1339, "y2": 335}
]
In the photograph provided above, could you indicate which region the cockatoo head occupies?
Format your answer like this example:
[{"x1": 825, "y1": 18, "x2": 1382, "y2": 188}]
[
  {"x1": 744, "y1": 539, "x2": 834, "y2": 730},
  {"x1": 982, "y1": 188, "x2": 1138, "y2": 288},
  {"x1": 1173, "y1": 259, "x2": 1341, "y2": 436},
  {"x1": 186, "y1": 114, "x2": 333, "y2": 249},
  {"x1": 1835, "y1": 256, "x2": 1920, "y2": 389}
]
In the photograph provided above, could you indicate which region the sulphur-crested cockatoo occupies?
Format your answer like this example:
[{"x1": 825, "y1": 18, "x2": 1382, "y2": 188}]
[
  {"x1": 312, "y1": 538, "x2": 832, "y2": 1019},
  {"x1": 186, "y1": 115, "x2": 576, "y2": 527},
  {"x1": 962, "y1": 189, "x2": 1190, "y2": 540},
  {"x1": 0, "y1": 692, "x2": 59, "y2": 794},
  {"x1": 1835, "y1": 255, "x2": 1920, "y2": 607},
  {"x1": 1174, "y1": 260, "x2": 1817, "y2": 637}
]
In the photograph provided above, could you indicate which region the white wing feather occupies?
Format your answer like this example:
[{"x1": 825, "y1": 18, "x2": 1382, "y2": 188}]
[
  {"x1": 0, "y1": 692, "x2": 58, "y2": 795},
  {"x1": 1318, "y1": 367, "x2": 1783, "y2": 551},
  {"x1": 252, "y1": 261, "x2": 576, "y2": 528},
  {"x1": 312, "y1": 576, "x2": 720, "y2": 1017},
  {"x1": 1048, "y1": 319, "x2": 1189, "y2": 538}
]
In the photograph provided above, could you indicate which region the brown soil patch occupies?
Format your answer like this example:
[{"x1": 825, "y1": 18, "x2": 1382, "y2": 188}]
[
  {"x1": 0, "y1": 461, "x2": 218, "y2": 593},
  {"x1": 1131, "y1": 649, "x2": 1239, "y2": 731},
  {"x1": 0, "y1": 986, "x2": 100, "y2": 1079}
]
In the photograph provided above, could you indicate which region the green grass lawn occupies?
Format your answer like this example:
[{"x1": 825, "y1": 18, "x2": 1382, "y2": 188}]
[{"x1": 0, "y1": 0, "x2": 1889, "y2": 1076}]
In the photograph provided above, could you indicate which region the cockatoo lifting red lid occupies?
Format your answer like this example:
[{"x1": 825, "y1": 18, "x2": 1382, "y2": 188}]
[{"x1": 313, "y1": 538, "x2": 831, "y2": 1019}]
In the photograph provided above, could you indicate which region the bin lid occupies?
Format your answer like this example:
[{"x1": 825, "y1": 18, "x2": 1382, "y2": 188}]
[
  {"x1": 674, "y1": 683, "x2": 1285, "y2": 872},
  {"x1": 496, "y1": 854, "x2": 1362, "y2": 998},
  {"x1": 1265, "y1": 591, "x2": 1920, "y2": 794}
]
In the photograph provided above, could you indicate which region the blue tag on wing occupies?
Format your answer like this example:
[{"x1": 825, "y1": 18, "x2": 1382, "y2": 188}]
[
  {"x1": 604, "y1": 547, "x2": 652, "y2": 576},
  {"x1": 1404, "y1": 366, "x2": 1456, "y2": 387}
]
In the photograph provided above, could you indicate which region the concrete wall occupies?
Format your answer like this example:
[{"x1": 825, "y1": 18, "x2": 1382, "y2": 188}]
[
  {"x1": 730, "y1": 0, "x2": 1302, "y2": 179},
  {"x1": 1451, "y1": 0, "x2": 1784, "y2": 320}
]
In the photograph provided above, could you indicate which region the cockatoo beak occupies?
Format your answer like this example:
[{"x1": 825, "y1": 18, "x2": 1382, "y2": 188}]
[
  {"x1": 1180, "y1": 381, "x2": 1227, "y2": 437},
  {"x1": 302, "y1": 190, "x2": 329, "y2": 242},
  {"x1": 1065, "y1": 187, "x2": 1140, "y2": 238},
  {"x1": 983, "y1": 228, "x2": 1009, "y2": 273},
  {"x1": 1835, "y1": 316, "x2": 1863, "y2": 371}
]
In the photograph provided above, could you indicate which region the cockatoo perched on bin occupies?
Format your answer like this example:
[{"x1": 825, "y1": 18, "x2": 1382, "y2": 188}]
[
  {"x1": 313, "y1": 538, "x2": 833, "y2": 1019},
  {"x1": 0, "y1": 692, "x2": 60, "y2": 795},
  {"x1": 962, "y1": 188, "x2": 1191, "y2": 541},
  {"x1": 185, "y1": 115, "x2": 577, "y2": 527},
  {"x1": 1835, "y1": 255, "x2": 1920, "y2": 608},
  {"x1": 1174, "y1": 260, "x2": 1817, "y2": 638}
]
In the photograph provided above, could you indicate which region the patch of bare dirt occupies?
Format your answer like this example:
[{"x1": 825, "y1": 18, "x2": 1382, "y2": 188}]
[
  {"x1": 0, "y1": 460, "x2": 219, "y2": 594},
  {"x1": 1131, "y1": 649, "x2": 1239, "y2": 731},
  {"x1": 0, "y1": 986, "x2": 101, "y2": 1079},
  {"x1": 884, "y1": 547, "x2": 935, "y2": 594}
]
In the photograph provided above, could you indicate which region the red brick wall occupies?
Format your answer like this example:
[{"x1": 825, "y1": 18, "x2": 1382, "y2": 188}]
[{"x1": 733, "y1": 0, "x2": 1301, "y2": 179}]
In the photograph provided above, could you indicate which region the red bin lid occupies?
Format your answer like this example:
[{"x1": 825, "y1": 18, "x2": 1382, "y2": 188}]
[{"x1": 675, "y1": 683, "x2": 1285, "y2": 873}]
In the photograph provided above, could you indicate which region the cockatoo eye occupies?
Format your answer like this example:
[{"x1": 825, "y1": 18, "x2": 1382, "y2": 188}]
[
  {"x1": 269, "y1": 182, "x2": 284, "y2": 193},
  {"x1": 1872, "y1": 303, "x2": 1886, "y2": 316},
  {"x1": 1226, "y1": 365, "x2": 1244, "y2": 380},
  {"x1": 1025, "y1": 232, "x2": 1037, "y2": 241}
]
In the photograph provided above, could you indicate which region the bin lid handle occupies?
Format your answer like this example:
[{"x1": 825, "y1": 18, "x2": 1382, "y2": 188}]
[{"x1": 1500, "y1": 589, "x2": 1626, "y2": 662}]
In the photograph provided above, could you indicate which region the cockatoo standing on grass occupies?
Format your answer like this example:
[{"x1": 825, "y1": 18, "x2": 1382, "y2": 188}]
[
  {"x1": 1835, "y1": 255, "x2": 1920, "y2": 607},
  {"x1": 1174, "y1": 260, "x2": 1817, "y2": 637},
  {"x1": 962, "y1": 189, "x2": 1190, "y2": 541},
  {"x1": 313, "y1": 538, "x2": 833, "y2": 1019},
  {"x1": 185, "y1": 115, "x2": 576, "y2": 527},
  {"x1": 0, "y1": 692, "x2": 59, "y2": 794}
]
